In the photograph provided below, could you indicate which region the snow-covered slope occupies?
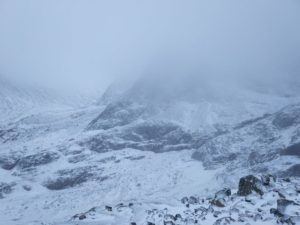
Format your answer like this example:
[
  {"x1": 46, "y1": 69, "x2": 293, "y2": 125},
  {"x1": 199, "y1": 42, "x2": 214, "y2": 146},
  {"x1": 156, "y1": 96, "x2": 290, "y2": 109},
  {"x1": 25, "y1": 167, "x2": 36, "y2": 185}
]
[{"x1": 1, "y1": 76, "x2": 300, "y2": 225}]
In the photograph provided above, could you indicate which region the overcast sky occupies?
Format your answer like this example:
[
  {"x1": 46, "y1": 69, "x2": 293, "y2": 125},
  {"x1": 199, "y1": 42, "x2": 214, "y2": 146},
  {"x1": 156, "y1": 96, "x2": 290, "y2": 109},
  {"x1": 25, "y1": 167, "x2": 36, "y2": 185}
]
[{"x1": 0, "y1": 0, "x2": 300, "y2": 94}]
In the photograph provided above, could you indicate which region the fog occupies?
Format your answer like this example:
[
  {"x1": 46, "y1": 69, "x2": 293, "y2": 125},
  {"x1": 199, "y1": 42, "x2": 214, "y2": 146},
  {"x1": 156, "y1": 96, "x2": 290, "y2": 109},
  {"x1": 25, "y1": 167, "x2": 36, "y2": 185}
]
[{"x1": 0, "y1": 0, "x2": 299, "y2": 95}]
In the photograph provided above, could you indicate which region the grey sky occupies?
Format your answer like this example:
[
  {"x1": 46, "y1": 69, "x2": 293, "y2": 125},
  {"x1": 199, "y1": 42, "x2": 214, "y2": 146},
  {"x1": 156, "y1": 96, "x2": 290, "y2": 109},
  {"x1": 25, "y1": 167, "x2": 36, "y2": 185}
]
[{"x1": 0, "y1": 0, "x2": 299, "y2": 93}]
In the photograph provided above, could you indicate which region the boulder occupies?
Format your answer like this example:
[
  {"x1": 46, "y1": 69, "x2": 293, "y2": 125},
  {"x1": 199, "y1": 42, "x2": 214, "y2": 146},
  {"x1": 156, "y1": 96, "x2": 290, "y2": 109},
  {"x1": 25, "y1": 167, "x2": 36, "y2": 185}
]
[
  {"x1": 211, "y1": 198, "x2": 226, "y2": 207},
  {"x1": 238, "y1": 175, "x2": 263, "y2": 196}
]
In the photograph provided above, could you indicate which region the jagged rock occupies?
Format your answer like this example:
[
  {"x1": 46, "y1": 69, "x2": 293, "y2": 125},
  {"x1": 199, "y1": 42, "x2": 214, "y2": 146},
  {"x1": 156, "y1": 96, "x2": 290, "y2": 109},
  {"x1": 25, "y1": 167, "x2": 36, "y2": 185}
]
[
  {"x1": 78, "y1": 214, "x2": 86, "y2": 220},
  {"x1": 105, "y1": 206, "x2": 113, "y2": 212},
  {"x1": 238, "y1": 175, "x2": 264, "y2": 196},
  {"x1": 18, "y1": 151, "x2": 60, "y2": 169}
]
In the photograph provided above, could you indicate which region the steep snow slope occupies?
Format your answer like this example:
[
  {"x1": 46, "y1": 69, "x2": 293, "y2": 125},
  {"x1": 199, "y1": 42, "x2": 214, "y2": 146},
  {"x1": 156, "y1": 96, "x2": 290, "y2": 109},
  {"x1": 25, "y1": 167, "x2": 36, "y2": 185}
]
[{"x1": 0, "y1": 76, "x2": 98, "y2": 123}]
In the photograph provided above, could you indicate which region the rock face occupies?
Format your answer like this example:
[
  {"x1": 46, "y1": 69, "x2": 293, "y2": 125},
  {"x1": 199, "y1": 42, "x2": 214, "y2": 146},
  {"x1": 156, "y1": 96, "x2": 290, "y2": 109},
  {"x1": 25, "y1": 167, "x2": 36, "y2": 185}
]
[
  {"x1": 82, "y1": 121, "x2": 196, "y2": 153},
  {"x1": 192, "y1": 103, "x2": 300, "y2": 176},
  {"x1": 18, "y1": 151, "x2": 60, "y2": 170},
  {"x1": 44, "y1": 166, "x2": 104, "y2": 190},
  {"x1": 238, "y1": 175, "x2": 263, "y2": 196}
]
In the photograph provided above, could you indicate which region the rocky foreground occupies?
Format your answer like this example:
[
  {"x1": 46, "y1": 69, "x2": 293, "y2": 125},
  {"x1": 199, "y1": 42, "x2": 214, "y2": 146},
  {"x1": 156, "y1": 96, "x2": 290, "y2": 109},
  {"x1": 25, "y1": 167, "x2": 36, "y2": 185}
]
[{"x1": 70, "y1": 175, "x2": 300, "y2": 225}]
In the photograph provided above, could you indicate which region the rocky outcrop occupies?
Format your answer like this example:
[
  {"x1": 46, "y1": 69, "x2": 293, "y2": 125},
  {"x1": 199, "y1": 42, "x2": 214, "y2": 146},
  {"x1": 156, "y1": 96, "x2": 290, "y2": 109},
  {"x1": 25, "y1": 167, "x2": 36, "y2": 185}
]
[
  {"x1": 81, "y1": 121, "x2": 195, "y2": 153},
  {"x1": 70, "y1": 175, "x2": 300, "y2": 225},
  {"x1": 192, "y1": 103, "x2": 300, "y2": 175},
  {"x1": 238, "y1": 175, "x2": 264, "y2": 196},
  {"x1": 44, "y1": 166, "x2": 107, "y2": 190},
  {"x1": 87, "y1": 101, "x2": 147, "y2": 130},
  {"x1": 18, "y1": 151, "x2": 60, "y2": 170}
]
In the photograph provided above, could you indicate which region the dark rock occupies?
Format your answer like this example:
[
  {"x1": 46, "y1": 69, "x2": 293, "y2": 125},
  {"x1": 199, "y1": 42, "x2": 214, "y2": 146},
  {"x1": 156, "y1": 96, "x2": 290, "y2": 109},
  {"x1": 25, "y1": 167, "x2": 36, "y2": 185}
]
[
  {"x1": 130, "y1": 223, "x2": 137, "y2": 225},
  {"x1": 174, "y1": 214, "x2": 182, "y2": 221},
  {"x1": 238, "y1": 175, "x2": 263, "y2": 196},
  {"x1": 78, "y1": 214, "x2": 86, "y2": 220},
  {"x1": 18, "y1": 151, "x2": 60, "y2": 169},
  {"x1": 211, "y1": 198, "x2": 226, "y2": 208},
  {"x1": 147, "y1": 222, "x2": 155, "y2": 225},
  {"x1": 105, "y1": 206, "x2": 113, "y2": 212}
]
